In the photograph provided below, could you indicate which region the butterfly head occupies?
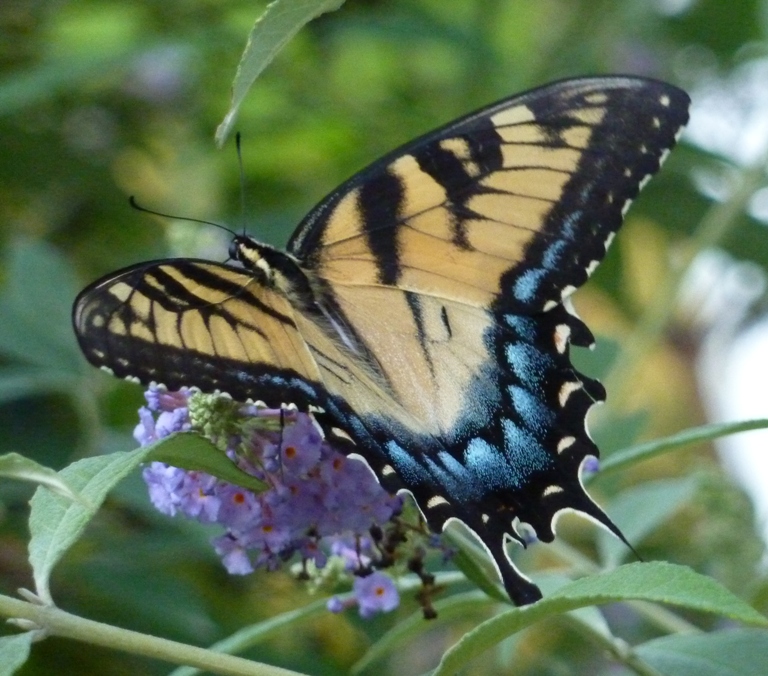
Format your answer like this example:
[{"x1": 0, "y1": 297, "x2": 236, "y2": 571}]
[
  {"x1": 229, "y1": 234, "x2": 271, "y2": 276},
  {"x1": 230, "y1": 234, "x2": 315, "y2": 306}
]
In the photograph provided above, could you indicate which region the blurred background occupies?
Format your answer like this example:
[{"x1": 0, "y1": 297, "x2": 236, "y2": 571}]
[{"x1": 1, "y1": 0, "x2": 767, "y2": 674}]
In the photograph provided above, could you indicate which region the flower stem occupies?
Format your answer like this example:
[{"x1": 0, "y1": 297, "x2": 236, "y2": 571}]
[{"x1": 0, "y1": 593, "x2": 305, "y2": 676}]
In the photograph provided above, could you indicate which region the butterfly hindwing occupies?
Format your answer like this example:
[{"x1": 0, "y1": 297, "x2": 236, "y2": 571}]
[
  {"x1": 73, "y1": 76, "x2": 690, "y2": 606},
  {"x1": 310, "y1": 289, "x2": 612, "y2": 605}
]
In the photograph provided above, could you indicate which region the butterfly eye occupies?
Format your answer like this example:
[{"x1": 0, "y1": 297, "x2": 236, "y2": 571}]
[{"x1": 228, "y1": 238, "x2": 241, "y2": 262}]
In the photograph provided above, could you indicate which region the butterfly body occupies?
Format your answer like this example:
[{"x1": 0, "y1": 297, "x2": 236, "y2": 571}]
[{"x1": 74, "y1": 77, "x2": 690, "y2": 605}]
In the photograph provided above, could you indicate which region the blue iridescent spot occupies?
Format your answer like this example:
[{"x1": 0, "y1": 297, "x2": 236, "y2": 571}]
[
  {"x1": 424, "y1": 452, "x2": 478, "y2": 502},
  {"x1": 561, "y1": 209, "x2": 582, "y2": 239},
  {"x1": 342, "y1": 414, "x2": 368, "y2": 440},
  {"x1": 438, "y1": 450, "x2": 472, "y2": 483},
  {"x1": 386, "y1": 440, "x2": 429, "y2": 485},
  {"x1": 507, "y1": 384, "x2": 555, "y2": 433},
  {"x1": 504, "y1": 314, "x2": 537, "y2": 341},
  {"x1": 505, "y1": 343, "x2": 554, "y2": 389},
  {"x1": 289, "y1": 378, "x2": 317, "y2": 397},
  {"x1": 542, "y1": 240, "x2": 567, "y2": 268},
  {"x1": 513, "y1": 269, "x2": 547, "y2": 302},
  {"x1": 257, "y1": 374, "x2": 285, "y2": 385},
  {"x1": 501, "y1": 419, "x2": 553, "y2": 486},
  {"x1": 464, "y1": 437, "x2": 514, "y2": 491}
]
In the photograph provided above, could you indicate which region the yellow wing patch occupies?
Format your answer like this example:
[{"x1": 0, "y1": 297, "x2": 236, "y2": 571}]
[
  {"x1": 320, "y1": 283, "x2": 495, "y2": 435},
  {"x1": 308, "y1": 98, "x2": 609, "y2": 309},
  {"x1": 76, "y1": 262, "x2": 322, "y2": 386}
]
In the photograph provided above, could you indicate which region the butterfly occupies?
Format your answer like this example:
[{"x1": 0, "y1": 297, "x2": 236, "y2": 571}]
[{"x1": 73, "y1": 77, "x2": 690, "y2": 605}]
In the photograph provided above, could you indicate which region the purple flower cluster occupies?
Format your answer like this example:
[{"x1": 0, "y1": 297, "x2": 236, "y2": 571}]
[
  {"x1": 327, "y1": 572, "x2": 400, "y2": 618},
  {"x1": 135, "y1": 386, "x2": 405, "y2": 617},
  {"x1": 324, "y1": 537, "x2": 401, "y2": 617}
]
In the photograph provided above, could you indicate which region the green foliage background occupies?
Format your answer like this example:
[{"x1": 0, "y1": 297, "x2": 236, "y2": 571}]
[{"x1": 1, "y1": 0, "x2": 767, "y2": 674}]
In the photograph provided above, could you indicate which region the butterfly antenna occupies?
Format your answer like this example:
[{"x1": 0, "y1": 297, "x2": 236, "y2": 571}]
[
  {"x1": 128, "y1": 196, "x2": 237, "y2": 239},
  {"x1": 236, "y1": 132, "x2": 247, "y2": 236}
]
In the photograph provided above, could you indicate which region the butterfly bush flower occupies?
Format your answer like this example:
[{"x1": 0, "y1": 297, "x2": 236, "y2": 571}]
[
  {"x1": 355, "y1": 572, "x2": 400, "y2": 618},
  {"x1": 136, "y1": 385, "x2": 410, "y2": 617}
]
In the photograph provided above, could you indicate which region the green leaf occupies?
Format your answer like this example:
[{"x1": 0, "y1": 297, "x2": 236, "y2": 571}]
[
  {"x1": 598, "y1": 477, "x2": 698, "y2": 566},
  {"x1": 635, "y1": 628, "x2": 768, "y2": 676},
  {"x1": 592, "y1": 408, "x2": 649, "y2": 457},
  {"x1": 28, "y1": 433, "x2": 263, "y2": 603},
  {"x1": 0, "y1": 366, "x2": 79, "y2": 404},
  {"x1": 352, "y1": 591, "x2": 494, "y2": 675},
  {"x1": 534, "y1": 574, "x2": 614, "y2": 638},
  {"x1": 564, "y1": 603, "x2": 613, "y2": 638},
  {"x1": 551, "y1": 562, "x2": 766, "y2": 622},
  {"x1": 146, "y1": 432, "x2": 265, "y2": 493},
  {"x1": 442, "y1": 522, "x2": 508, "y2": 602},
  {"x1": 0, "y1": 633, "x2": 33, "y2": 676},
  {"x1": 28, "y1": 449, "x2": 152, "y2": 605},
  {"x1": 433, "y1": 562, "x2": 767, "y2": 676},
  {"x1": 571, "y1": 335, "x2": 620, "y2": 382},
  {"x1": 0, "y1": 452, "x2": 85, "y2": 503},
  {"x1": 215, "y1": 0, "x2": 347, "y2": 146},
  {"x1": 0, "y1": 240, "x2": 83, "y2": 372},
  {"x1": 598, "y1": 419, "x2": 768, "y2": 477}
]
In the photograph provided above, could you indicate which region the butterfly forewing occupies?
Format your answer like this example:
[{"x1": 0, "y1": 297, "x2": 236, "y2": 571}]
[
  {"x1": 74, "y1": 259, "x2": 324, "y2": 407},
  {"x1": 289, "y1": 77, "x2": 688, "y2": 314}
]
